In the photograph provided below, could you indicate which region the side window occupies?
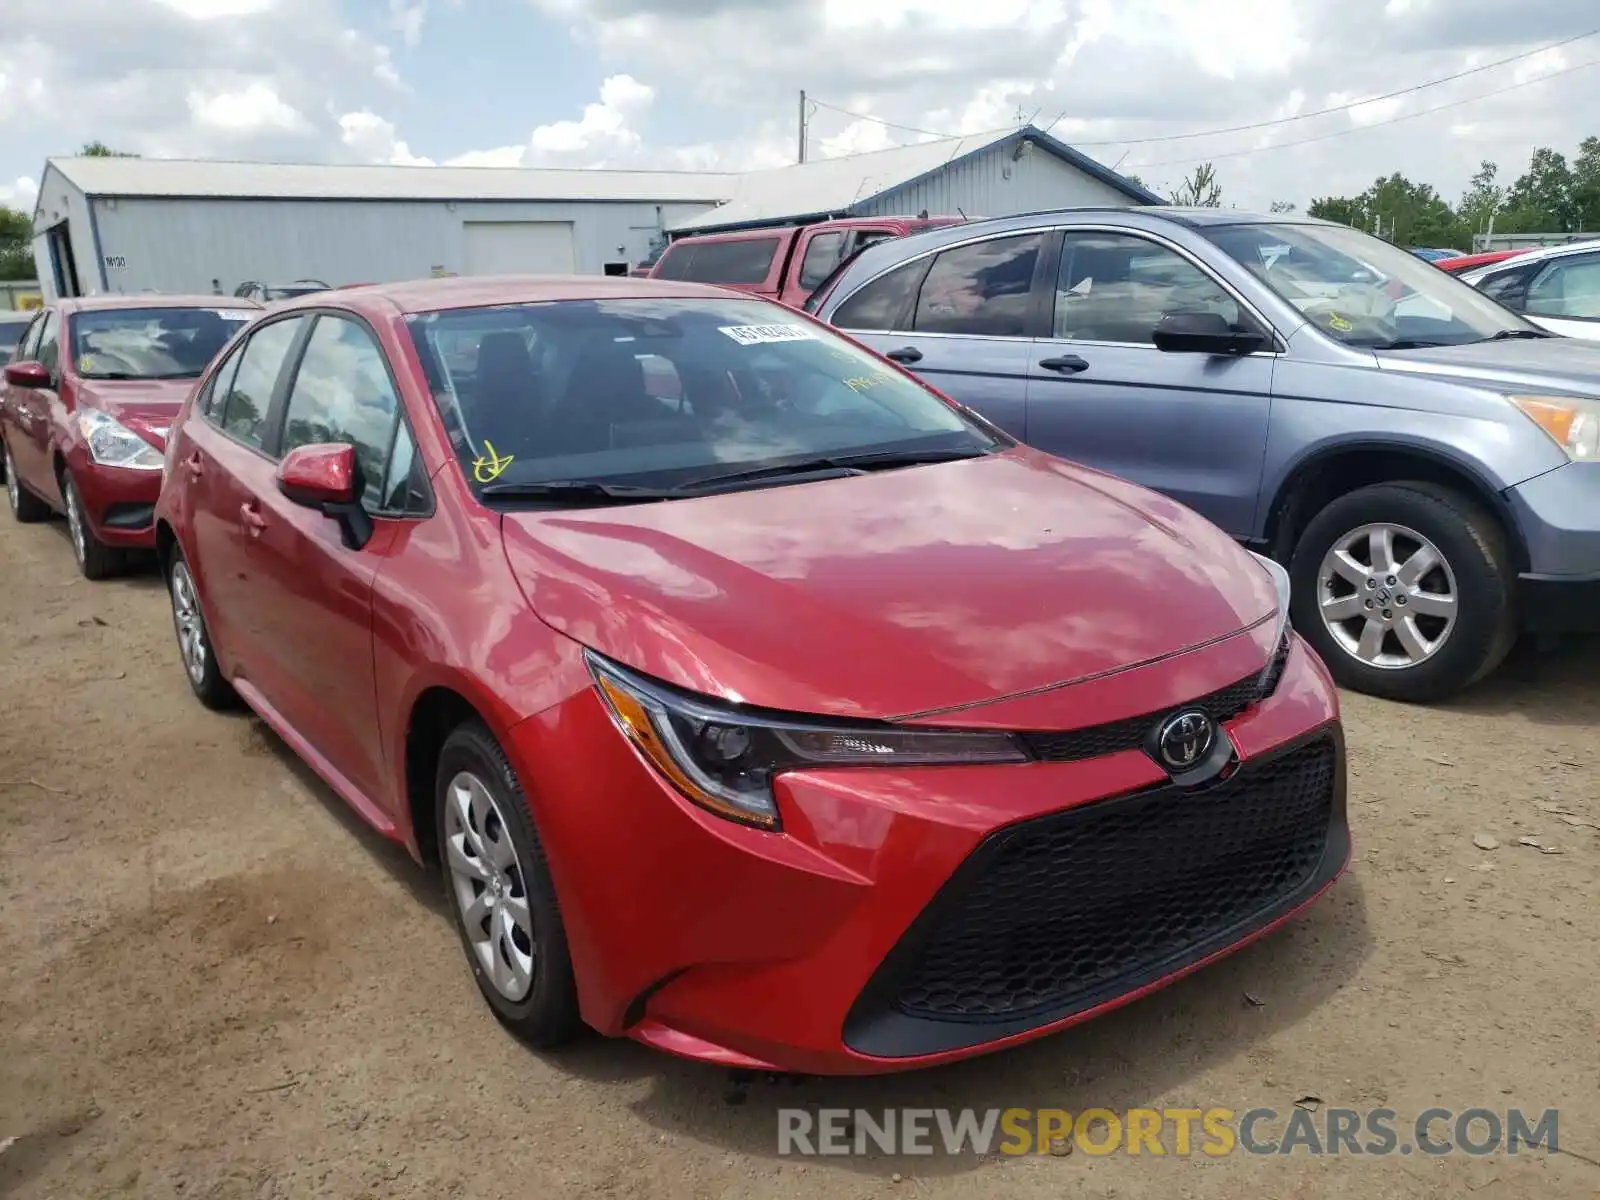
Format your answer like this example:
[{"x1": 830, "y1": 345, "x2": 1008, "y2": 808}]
[
  {"x1": 199, "y1": 344, "x2": 245, "y2": 420},
  {"x1": 679, "y1": 238, "x2": 780, "y2": 285},
  {"x1": 798, "y1": 232, "x2": 846, "y2": 290},
  {"x1": 279, "y1": 316, "x2": 401, "y2": 509},
  {"x1": 653, "y1": 243, "x2": 695, "y2": 281},
  {"x1": 912, "y1": 234, "x2": 1045, "y2": 337},
  {"x1": 831, "y1": 260, "x2": 927, "y2": 330},
  {"x1": 14, "y1": 313, "x2": 44, "y2": 362},
  {"x1": 1053, "y1": 232, "x2": 1240, "y2": 344},
  {"x1": 1525, "y1": 256, "x2": 1600, "y2": 320},
  {"x1": 1474, "y1": 266, "x2": 1536, "y2": 310},
  {"x1": 220, "y1": 317, "x2": 306, "y2": 451},
  {"x1": 378, "y1": 422, "x2": 431, "y2": 515},
  {"x1": 35, "y1": 311, "x2": 61, "y2": 373}
]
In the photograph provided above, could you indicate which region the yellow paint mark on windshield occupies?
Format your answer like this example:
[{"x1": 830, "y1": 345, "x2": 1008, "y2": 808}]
[
  {"x1": 1326, "y1": 312, "x2": 1355, "y2": 333},
  {"x1": 472, "y1": 441, "x2": 513, "y2": 483}
]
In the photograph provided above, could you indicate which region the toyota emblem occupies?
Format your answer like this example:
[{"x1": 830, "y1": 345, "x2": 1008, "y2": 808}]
[{"x1": 1154, "y1": 709, "x2": 1216, "y2": 772}]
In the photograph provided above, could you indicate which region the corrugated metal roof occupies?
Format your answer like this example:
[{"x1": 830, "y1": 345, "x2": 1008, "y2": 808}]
[
  {"x1": 668, "y1": 126, "x2": 1161, "y2": 232},
  {"x1": 47, "y1": 156, "x2": 741, "y2": 204}
]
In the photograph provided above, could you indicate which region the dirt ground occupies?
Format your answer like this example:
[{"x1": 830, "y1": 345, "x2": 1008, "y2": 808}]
[{"x1": 2, "y1": 508, "x2": 1598, "y2": 1200}]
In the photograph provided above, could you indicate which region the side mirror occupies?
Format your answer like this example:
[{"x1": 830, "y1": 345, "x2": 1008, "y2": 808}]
[
  {"x1": 275, "y1": 443, "x2": 373, "y2": 550},
  {"x1": 1153, "y1": 312, "x2": 1268, "y2": 356},
  {"x1": 5, "y1": 360, "x2": 52, "y2": 388}
]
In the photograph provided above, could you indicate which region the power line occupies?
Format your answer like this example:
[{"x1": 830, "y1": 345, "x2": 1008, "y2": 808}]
[
  {"x1": 1044, "y1": 26, "x2": 1597, "y2": 146},
  {"x1": 806, "y1": 26, "x2": 1597, "y2": 151},
  {"x1": 1125, "y1": 56, "x2": 1600, "y2": 172}
]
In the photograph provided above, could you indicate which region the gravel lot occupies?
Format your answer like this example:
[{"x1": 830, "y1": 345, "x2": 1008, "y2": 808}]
[{"x1": 2, "y1": 506, "x2": 1598, "y2": 1200}]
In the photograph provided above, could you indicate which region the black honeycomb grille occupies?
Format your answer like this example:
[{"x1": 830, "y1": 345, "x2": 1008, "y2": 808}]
[
  {"x1": 1017, "y1": 633, "x2": 1290, "y2": 764},
  {"x1": 891, "y1": 735, "x2": 1336, "y2": 1022}
]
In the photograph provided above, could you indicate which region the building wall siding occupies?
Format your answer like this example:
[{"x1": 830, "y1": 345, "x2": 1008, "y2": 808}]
[
  {"x1": 81, "y1": 197, "x2": 719, "y2": 295},
  {"x1": 858, "y1": 143, "x2": 1138, "y2": 220}
]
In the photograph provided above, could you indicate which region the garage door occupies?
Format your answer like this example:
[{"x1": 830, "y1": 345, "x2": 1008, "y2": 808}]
[{"x1": 462, "y1": 221, "x2": 579, "y2": 276}]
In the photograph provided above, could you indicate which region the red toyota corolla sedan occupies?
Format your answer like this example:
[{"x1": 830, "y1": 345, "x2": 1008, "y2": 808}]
[
  {"x1": 153, "y1": 276, "x2": 1349, "y2": 1076},
  {"x1": 1, "y1": 295, "x2": 259, "y2": 577}
]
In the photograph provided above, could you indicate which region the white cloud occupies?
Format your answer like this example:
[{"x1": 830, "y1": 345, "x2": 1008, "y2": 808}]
[
  {"x1": 152, "y1": 0, "x2": 277, "y2": 16},
  {"x1": 187, "y1": 79, "x2": 309, "y2": 135},
  {"x1": 388, "y1": 0, "x2": 427, "y2": 46},
  {"x1": 339, "y1": 109, "x2": 434, "y2": 165},
  {"x1": 1, "y1": 175, "x2": 38, "y2": 210}
]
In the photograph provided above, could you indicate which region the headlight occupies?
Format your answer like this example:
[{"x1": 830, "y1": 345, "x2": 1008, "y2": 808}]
[
  {"x1": 586, "y1": 652, "x2": 1027, "y2": 830},
  {"x1": 1249, "y1": 551, "x2": 1292, "y2": 691},
  {"x1": 76, "y1": 409, "x2": 164, "y2": 470},
  {"x1": 1508, "y1": 394, "x2": 1600, "y2": 461}
]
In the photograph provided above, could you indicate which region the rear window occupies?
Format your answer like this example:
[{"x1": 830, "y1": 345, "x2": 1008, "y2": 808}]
[
  {"x1": 69, "y1": 307, "x2": 255, "y2": 381},
  {"x1": 670, "y1": 237, "x2": 782, "y2": 286}
]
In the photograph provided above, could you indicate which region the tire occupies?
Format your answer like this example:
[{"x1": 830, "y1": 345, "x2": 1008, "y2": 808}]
[
  {"x1": 435, "y1": 720, "x2": 581, "y2": 1048},
  {"x1": 3, "y1": 440, "x2": 50, "y2": 524},
  {"x1": 61, "y1": 471, "x2": 123, "y2": 580},
  {"x1": 1288, "y1": 481, "x2": 1517, "y2": 703},
  {"x1": 166, "y1": 550, "x2": 238, "y2": 710}
]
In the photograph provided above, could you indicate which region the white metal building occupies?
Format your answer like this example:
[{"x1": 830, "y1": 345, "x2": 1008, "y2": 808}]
[
  {"x1": 31, "y1": 158, "x2": 738, "y2": 299},
  {"x1": 30, "y1": 128, "x2": 1158, "y2": 299},
  {"x1": 668, "y1": 126, "x2": 1163, "y2": 235}
]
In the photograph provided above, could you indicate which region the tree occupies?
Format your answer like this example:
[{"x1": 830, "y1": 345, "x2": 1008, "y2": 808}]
[
  {"x1": 1307, "y1": 174, "x2": 1467, "y2": 248},
  {"x1": 1269, "y1": 200, "x2": 1297, "y2": 213},
  {"x1": 1458, "y1": 160, "x2": 1503, "y2": 236},
  {"x1": 79, "y1": 141, "x2": 137, "y2": 158},
  {"x1": 1501, "y1": 146, "x2": 1576, "y2": 232},
  {"x1": 1169, "y1": 162, "x2": 1222, "y2": 207},
  {"x1": 1573, "y1": 137, "x2": 1600, "y2": 231},
  {"x1": 1307, "y1": 194, "x2": 1366, "y2": 227},
  {"x1": 0, "y1": 207, "x2": 34, "y2": 282}
]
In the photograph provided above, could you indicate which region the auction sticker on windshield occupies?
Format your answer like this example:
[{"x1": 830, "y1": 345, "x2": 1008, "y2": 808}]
[{"x1": 718, "y1": 324, "x2": 816, "y2": 346}]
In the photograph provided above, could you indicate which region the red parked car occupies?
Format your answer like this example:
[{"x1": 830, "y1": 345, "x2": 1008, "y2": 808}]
[
  {"x1": 1, "y1": 295, "x2": 259, "y2": 577},
  {"x1": 1435, "y1": 249, "x2": 1526, "y2": 274},
  {"x1": 153, "y1": 276, "x2": 1348, "y2": 1076}
]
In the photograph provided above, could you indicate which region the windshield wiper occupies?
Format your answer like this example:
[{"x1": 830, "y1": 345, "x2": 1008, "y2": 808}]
[
  {"x1": 671, "y1": 446, "x2": 993, "y2": 494},
  {"x1": 479, "y1": 480, "x2": 677, "y2": 504},
  {"x1": 1487, "y1": 328, "x2": 1554, "y2": 340},
  {"x1": 1369, "y1": 339, "x2": 1446, "y2": 350}
]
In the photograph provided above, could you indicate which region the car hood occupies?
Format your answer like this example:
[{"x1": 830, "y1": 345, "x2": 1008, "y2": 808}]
[
  {"x1": 1376, "y1": 336, "x2": 1600, "y2": 394},
  {"x1": 499, "y1": 449, "x2": 1279, "y2": 720},
  {"x1": 77, "y1": 378, "x2": 194, "y2": 449}
]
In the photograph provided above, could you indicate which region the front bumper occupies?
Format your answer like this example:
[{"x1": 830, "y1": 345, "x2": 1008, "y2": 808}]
[
  {"x1": 64, "y1": 443, "x2": 161, "y2": 549},
  {"x1": 507, "y1": 636, "x2": 1348, "y2": 1076}
]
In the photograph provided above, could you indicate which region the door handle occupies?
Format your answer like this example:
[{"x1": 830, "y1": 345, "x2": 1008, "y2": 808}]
[
  {"x1": 885, "y1": 346, "x2": 924, "y2": 364},
  {"x1": 239, "y1": 502, "x2": 268, "y2": 534},
  {"x1": 184, "y1": 451, "x2": 204, "y2": 479},
  {"x1": 1038, "y1": 355, "x2": 1090, "y2": 374}
]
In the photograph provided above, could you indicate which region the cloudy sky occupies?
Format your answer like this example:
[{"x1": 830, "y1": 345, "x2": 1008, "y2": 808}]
[{"x1": 1, "y1": 0, "x2": 1596, "y2": 217}]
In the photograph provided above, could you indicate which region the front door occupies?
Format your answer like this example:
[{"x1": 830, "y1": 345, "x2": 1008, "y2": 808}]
[
  {"x1": 1, "y1": 311, "x2": 44, "y2": 484},
  {"x1": 1023, "y1": 230, "x2": 1276, "y2": 536},
  {"x1": 240, "y1": 313, "x2": 409, "y2": 805},
  {"x1": 13, "y1": 309, "x2": 63, "y2": 498},
  {"x1": 831, "y1": 231, "x2": 1049, "y2": 440}
]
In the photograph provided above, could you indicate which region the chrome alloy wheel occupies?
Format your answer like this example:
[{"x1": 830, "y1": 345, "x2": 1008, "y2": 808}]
[
  {"x1": 169, "y1": 560, "x2": 209, "y2": 686},
  {"x1": 64, "y1": 477, "x2": 87, "y2": 565},
  {"x1": 1316, "y1": 521, "x2": 1458, "y2": 670},
  {"x1": 444, "y1": 771, "x2": 536, "y2": 1002},
  {"x1": 4, "y1": 445, "x2": 18, "y2": 514}
]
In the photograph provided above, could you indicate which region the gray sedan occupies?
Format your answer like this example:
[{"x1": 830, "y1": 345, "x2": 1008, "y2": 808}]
[{"x1": 810, "y1": 207, "x2": 1600, "y2": 702}]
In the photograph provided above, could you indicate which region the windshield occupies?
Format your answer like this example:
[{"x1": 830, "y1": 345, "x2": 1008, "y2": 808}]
[
  {"x1": 70, "y1": 307, "x2": 254, "y2": 380},
  {"x1": 404, "y1": 297, "x2": 998, "y2": 497},
  {"x1": 1202, "y1": 222, "x2": 1538, "y2": 349}
]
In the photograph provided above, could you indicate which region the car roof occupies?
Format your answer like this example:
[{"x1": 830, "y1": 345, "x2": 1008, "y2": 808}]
[
  {"x1": 1474, "y1": 239, "x2": 1600, "y2": 269},
  {"x1": 312, "y1": 274, "x2": 759, "y2": 317},
  {"x1": 59, "y1": 294, "x2": 264, "y2": 313}
]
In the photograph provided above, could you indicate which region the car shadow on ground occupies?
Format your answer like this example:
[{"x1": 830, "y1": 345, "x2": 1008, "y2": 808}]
[{"x1": 1433, "y1": 634, "x2": 1600, "y2": 730}]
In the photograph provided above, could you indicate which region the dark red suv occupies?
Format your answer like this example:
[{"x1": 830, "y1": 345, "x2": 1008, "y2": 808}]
[
  {"x1": 154, "y1": 275, "x2": 1347, "y2": 1075},
  {"x1": 1, "y1": 295, "x2": 259, "y2": 577}
]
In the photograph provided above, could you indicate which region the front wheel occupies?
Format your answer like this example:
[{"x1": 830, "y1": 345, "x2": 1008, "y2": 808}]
[
  {"x1": 436, "y1": 721, "x2": 581, "y2": 1048},
  {"x1": 1288, "y1": 482, "x2": 1517, "y2": 702},
  {"x1": 62, "y1": 472, "x2": 123, "y2": 580}
]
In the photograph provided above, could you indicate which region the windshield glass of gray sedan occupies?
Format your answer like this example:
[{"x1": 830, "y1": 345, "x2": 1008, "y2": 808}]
[
  {"x1": 1204, "y1": 222, "x2": 1533, "y2": 349},
  {"x1": 71, "y1": 307, "x2": 253, "y2": 380},
  {"x1": 405, "y1": 297, "x2": 997, "y2": 492}
]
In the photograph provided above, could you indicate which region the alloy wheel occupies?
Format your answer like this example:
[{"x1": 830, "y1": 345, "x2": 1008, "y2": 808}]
[
  {"x1": 1316, "y1": 521, "x2": 1458, "y2": 670},
  {"x1": 64, "y1": 478, "x2": 87, "y2": 565},
  {"x1": 4, "y1": 446, "x2": 17, "y2": 514},
  {"x1": 444, "y1": 771, "x2": 536, "y2": 1002},
  {"x1": 169, "y1": 561, "x2": 209, "y2": 686}
]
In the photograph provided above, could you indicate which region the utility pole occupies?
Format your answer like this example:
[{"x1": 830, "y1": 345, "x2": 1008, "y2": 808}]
[{"x1": 798, "y1": 90, "x2": 807, "y2": 163}]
